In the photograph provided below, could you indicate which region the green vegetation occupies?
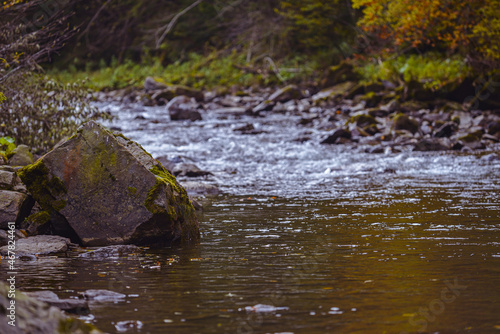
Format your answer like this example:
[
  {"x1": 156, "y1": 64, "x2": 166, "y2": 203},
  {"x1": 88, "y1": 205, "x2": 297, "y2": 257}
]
[
  {"x1": 18, "y1": 160, "x2": 67, "y2": 211},
  {"x1": 0, "y1": 136, "x2": 16, "y2": 161},
  {"x1": 356, "y1": 53, "x2": 471, "y2": 90},
  {"x1": 48, "y1": 52, "x2": 323, "y2": 90},
  {"x1": 2, "y1": 0, "x2": 499, "y2": 138}
]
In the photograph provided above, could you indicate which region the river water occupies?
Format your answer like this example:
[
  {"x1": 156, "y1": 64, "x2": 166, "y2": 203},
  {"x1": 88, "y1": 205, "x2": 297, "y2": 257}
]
[{"x1": 2, "y1": 102, "x2": 500, "y2": 333}]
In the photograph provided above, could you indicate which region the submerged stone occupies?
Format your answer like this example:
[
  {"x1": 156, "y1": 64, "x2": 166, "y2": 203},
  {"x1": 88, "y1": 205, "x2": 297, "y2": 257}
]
[{"x1": 18, "y1": 121, "x2": 199, "y2": 246}]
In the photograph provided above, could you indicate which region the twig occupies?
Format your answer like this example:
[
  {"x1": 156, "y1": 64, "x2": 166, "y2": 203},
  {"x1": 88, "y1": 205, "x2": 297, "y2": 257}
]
[
  {"x1": 264, "y1": 56, "x2": 285, "y2": 82},
  {"x1": 155, "y1": 0, "x2": 203, "y2": 49}
]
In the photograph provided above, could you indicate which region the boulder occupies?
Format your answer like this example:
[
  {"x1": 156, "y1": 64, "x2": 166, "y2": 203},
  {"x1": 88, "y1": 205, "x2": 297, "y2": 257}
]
[
  {"x1": 0, "y1": 235, "x2": 71, "y2": 256},
  {"x1": 166, "y1": 96, "x2": 202, "y2": 121},
  {"x1": 8, "y1": 145, "x2": 34, "y2": 166},
  {"x1": 0, "y1": 282, "x2": 102, "y2": 334},
  {"x1": 18, "y1": 121, "x2": 199, "y2": 246},
  {"x1": 0, "y1": 190, "x2": 33, "y2": 229}
]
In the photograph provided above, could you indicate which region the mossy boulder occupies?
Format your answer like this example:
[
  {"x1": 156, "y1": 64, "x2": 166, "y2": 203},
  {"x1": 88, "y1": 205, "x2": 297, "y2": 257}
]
[
  {"x1": 18, "y1": 121, "x2": 199, "y2": 247},
  {"x1": 0, "y1": 282, "x2": 101, "y2": 334}
]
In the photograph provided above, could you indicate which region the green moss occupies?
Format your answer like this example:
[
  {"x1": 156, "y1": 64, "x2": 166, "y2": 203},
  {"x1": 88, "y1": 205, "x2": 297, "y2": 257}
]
[
  {"x1": 127, "y1": 186, "x2": 137, "y2": 196},
  {"x1": 144, "y1": 178, "x2": 167, "y2": 215},
  {"x1": 26, "y1": 211, "x2": 51, "y2": 226},
  {"x1": 393, "y1": 113, "x2": 419, "y2": 134},
  {"x1": 18, "y1": 160, "x2": 67, "y2": 211},
  {"x1": 459, "y1": 132, "x2": 483, "y2": 142},
  {"x1": 348, "y1": 114, "x2": 378, "y2": 127},
  {"x1": 145, "y1": 164, "x2": 195, "y2": 221}
]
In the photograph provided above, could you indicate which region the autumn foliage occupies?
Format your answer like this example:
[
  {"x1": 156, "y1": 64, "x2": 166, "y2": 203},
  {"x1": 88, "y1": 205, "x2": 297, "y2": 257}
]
[{"x1": 352, "y1": 0, "x2": 500, "y2": 70}]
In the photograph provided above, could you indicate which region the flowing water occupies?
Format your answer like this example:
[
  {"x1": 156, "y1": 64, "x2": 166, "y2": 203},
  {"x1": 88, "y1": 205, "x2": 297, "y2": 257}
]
[{"x1": 2, "y1": 102, "x2": 500, "y2": 333}]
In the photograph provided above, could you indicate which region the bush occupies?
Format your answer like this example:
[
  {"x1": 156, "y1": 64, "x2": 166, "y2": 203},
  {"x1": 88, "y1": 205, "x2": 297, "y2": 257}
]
[
  {"x1": 356, "y1": 53, "x2": 471, "y2": 90},
  {"x1": 0, "y1": 71, "x2": 110, "y2": 154}
]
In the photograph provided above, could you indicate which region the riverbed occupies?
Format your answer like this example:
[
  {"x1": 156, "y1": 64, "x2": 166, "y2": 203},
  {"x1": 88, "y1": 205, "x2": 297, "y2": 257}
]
[{"x1": 2, "y1": 101, "x2": 499, "y2": 333}]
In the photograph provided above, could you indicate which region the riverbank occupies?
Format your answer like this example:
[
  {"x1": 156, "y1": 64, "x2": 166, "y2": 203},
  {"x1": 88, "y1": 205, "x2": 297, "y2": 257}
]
[{"x1": 93, "y1": 75, "x2": 500, "y2": 156}]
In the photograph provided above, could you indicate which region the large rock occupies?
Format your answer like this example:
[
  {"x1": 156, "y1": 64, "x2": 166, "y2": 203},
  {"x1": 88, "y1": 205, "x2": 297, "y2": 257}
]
[
  {"x1": 18, "y1": 121, "x2": 199, "y2": 246},
  {"x1": 0, "y1": 282, "x2": 101, "y2": 334}
]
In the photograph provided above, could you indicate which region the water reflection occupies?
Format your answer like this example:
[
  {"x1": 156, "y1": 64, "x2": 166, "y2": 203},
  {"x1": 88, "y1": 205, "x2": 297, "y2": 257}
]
[
  {"x1": 2, "y1": 189, "x2": 499, "y2": 333},
  {"x1": 1, "y1": 102, "x2": 499, "y2": 333}
]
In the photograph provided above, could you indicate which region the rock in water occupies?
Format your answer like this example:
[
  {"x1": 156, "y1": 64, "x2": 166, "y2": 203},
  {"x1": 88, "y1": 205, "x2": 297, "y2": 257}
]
[
  {"x1": 0, "y1": 282, "x2": 101, "y2": 334},
  {"x1": 18, "y1": 121, "x2": 199, "y2": 246}
]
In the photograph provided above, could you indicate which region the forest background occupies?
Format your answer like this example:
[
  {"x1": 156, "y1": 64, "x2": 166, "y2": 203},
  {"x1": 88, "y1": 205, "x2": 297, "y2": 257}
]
[{"x1": 1, "y1": 0, "x2": 499, "y2": 152}]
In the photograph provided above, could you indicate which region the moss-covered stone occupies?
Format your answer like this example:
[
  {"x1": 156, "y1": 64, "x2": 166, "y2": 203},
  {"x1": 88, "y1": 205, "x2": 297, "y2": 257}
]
[
  {"x1": 393, "y1": 113, "x2": 419, "y2": 134},
  {"x1": 459, "y1": 131, "x2": 483, "y2": 143},
  {"x1": 18, "y1": 121, "x2": 199, "y2": 246},
  {"x1": 349, "y1": 114, "x2": 378, "y2": 128}
]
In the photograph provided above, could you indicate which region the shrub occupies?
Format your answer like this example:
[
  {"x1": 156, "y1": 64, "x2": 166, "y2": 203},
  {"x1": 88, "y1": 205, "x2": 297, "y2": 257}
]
[{"x1": 0, "y1": 71, "x2": 110, "y2": 154}]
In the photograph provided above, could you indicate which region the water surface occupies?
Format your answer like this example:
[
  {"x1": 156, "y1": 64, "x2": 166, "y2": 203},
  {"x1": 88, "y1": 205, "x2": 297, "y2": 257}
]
[{"x1": 1, "y1": 102, "x2": 499, "y2": 333}]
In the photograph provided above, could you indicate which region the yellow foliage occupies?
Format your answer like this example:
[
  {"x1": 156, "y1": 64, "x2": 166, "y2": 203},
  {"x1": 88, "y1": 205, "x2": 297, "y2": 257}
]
[{"x1": 352, "y1": 0, "x2": 500, "y2": 68}]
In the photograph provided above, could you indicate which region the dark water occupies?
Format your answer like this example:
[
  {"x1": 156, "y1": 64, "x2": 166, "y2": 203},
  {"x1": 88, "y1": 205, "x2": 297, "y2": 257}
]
[{"x1": 1, "y1": 102, "x2": 499, "y2": 333}]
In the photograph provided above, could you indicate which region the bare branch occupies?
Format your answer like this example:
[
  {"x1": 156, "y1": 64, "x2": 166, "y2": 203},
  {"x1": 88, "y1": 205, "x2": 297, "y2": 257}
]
[{"x1": 155, "y1": 0, "x2": 203, "y2": 49}]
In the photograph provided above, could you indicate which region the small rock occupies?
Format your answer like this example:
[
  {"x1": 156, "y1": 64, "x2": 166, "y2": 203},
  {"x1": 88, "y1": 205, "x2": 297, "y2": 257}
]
[
  {"x1": 268, "y1": 85, "x2": 303, "y2": 103},
  {"x1": 480, "y1": 153, "x2": 499, "y2": 161},
  {"x1": 82, "y1": 289, "x2": 126, "y2": 302},
  {"x1": 0, "y1": 282, "x2": 102, "y2": 334},
  {"x1": 166, "y1": 96, "x2": 202, "y2": 121},
  {"x1": 0, "y1": 190, "x2": 34, "y2": 229},
  {"x1": 144, "y1": 77, "x2": 168, "y2": 91},
  {"x1": 181, "y1": 181, "x2": 220, "y2": 196},
  {"x1": 393, "y1": 113, "x2": 419, "y2": 134},
  {"x1": 24, "y1": 291, "x2": 89, "y2": 314},
  {"x1": 115, "y1": 320, "x2": 143, "y2": 332},
  {"x1": 321, "y1": 129, "x2": 351, "y2": 144},
  {"x1": 413, "y1": 139, "x2": 450, "y2": 151},
  {"x1": 78, "y1": 245, "x2": 142, "y2": 259},
  {"x1": 0, "y1": 235, "x2": 70, "y2": 256},
  {"x1": 244, "y1": 304, "x2": 289, "y2": 313},
  {"x1": 8, "y1": 145, "x2": 33, "y2": 166},
  {"x1": 172, "y1": 163, "x2": 211, "y2": 177},
  {"x1": 434, "y1": 122, "x2": 457, "y2": 138},
  {"x1": 0, "y1": 170, "x2": 16, "y2": 189}
]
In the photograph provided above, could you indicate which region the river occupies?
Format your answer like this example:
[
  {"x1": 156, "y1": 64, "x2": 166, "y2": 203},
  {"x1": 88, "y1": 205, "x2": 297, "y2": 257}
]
[{"x1": 2, "y1": 101, "x2": 499, "y2": 333}]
